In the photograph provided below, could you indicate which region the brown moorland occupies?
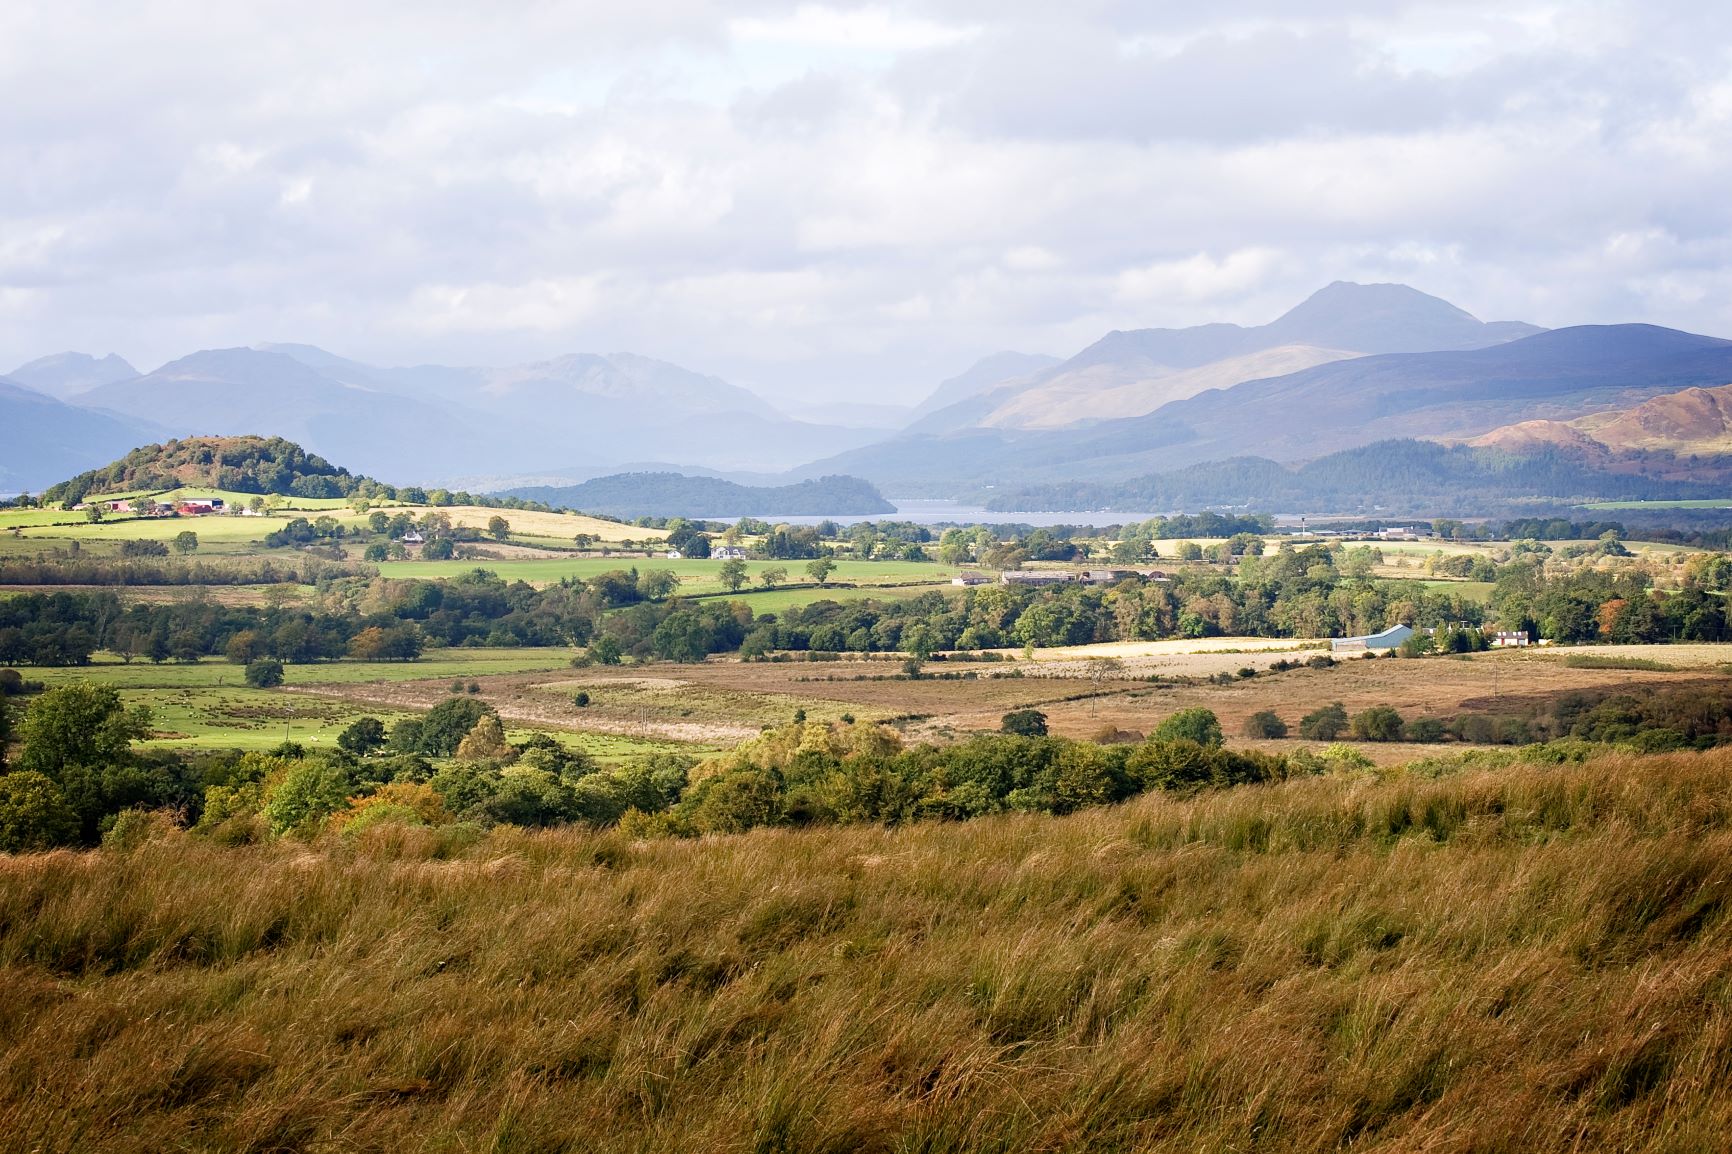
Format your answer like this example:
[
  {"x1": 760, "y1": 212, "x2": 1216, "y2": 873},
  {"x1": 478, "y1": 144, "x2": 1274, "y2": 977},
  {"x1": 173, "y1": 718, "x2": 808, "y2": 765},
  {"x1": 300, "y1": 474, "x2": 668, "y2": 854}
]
[{"x1": 3, "y1": 748, "x2": 1732, "y2": 1150}]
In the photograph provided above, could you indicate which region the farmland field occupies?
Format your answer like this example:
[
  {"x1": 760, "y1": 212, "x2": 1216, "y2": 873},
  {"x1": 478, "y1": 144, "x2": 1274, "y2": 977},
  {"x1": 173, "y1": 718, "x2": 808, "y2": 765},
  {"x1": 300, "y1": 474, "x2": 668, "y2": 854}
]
[{"x1": 375, "y1": 554, "x2": 957, "y2": 592}]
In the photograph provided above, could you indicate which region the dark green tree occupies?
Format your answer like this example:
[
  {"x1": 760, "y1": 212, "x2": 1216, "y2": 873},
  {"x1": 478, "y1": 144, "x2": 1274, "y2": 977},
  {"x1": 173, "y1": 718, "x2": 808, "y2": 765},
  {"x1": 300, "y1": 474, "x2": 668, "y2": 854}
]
[
  {"x1": 337, "y1": 716, "x2": 387, "y2": 756},
  {"x1": 418, "y1": 697, "x2": 494, "y2": 756},
  {"x1": 1299, "y1": 702, "x2": 1350, "y2": 741},
  {"x1": 1243, "y1": 710, "x2": 1289, "y2": 739},
  {"x1": 17, "y1": 682, "x2": 151, "y2": 779},
  {"x1": 245, "y1": 658, "x2": 285, "y2": 688},
  {"x1": 1351, "y1": 705, "x2": 1405, "y2": 742},
  {"x1": 1152, "y1": 707, "x2": 1224, "y2": 747}
]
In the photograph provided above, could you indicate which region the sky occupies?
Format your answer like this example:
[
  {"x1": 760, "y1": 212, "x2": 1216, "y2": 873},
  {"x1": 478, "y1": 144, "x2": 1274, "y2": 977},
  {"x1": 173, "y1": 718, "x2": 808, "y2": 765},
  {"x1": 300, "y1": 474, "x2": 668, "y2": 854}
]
[{"x1": 4, "y1": 0, "x2": 1732, "y2": 407}]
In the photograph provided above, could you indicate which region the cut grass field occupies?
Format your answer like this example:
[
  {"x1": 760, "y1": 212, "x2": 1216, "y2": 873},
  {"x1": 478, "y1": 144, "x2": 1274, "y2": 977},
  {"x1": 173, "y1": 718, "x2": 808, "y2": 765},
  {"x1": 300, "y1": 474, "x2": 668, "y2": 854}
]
[
  {"x1": 1584, "y1": 497, "x2": 1732, "y2": 510},
  {"x1": 4, "y1": 748, "x2": 1731, "y2": 1150},
  {"x1": 19, "y1": 649, "x2": 580, "y2": 691},
  {"x1": 375, "y1": 555, "x2": 958, "y2": 593},
  {"x1": 0, "y1": 495, "x2": 658, "y2": 551},
  {"x1": 10, "y1": 652, "x2": 698, "y2": 760}
]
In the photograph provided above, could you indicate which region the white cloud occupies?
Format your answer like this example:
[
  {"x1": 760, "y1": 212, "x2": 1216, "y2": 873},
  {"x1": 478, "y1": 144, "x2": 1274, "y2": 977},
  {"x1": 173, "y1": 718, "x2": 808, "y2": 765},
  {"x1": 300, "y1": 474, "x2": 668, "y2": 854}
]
[
  {"x1": 2, "y1": 0, "x2": 1732, "y2": 403},
  {"x1": 730, "y1": 6, "x2": 979, "y2": 52}
]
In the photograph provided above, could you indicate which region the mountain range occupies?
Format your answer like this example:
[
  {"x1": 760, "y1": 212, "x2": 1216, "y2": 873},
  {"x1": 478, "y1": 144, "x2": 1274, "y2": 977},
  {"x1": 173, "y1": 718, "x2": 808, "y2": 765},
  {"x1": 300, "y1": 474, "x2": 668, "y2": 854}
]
[{"x1": 9, "y1": 281, "x2": 1732, "y2": 512}]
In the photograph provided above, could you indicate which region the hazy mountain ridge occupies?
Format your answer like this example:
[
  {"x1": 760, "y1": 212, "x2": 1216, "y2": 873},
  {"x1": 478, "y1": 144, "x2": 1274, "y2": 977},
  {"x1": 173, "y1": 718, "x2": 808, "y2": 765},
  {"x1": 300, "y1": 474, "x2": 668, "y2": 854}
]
[
  {"x1": 906, "y1": 351, "x2": 1062, "y2": 425},
  {"x1": 0, "y1": 343, "x2": 886, "y2": 489},
  {"x1": 805, "y1": 322, "x2": 1732, "y2": 494},
  {"x1": 0, "y1": 377, "x2": 162, "y2": 492},
  {"x1": 912, "y1": 282, "x2": 1543, "y2": 434},
  {"x1": 504, "y1": 472, "x2": 895, "y2": 519},
  {"x1": 6, "y1": 351, "x2": 139, "y2": 399},
  {"x1": 985, "y1": 438, "x2": 1731, "y2": 516}
]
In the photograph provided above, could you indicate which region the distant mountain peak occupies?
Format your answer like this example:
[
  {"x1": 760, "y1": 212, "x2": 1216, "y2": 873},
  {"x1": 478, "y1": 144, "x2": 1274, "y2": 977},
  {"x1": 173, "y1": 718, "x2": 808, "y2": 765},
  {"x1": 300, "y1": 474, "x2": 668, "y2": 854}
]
[
  {"x1": 7, "y1": 351, "x2": 139, "y2": 399},
  {"x1": 911, "y1": 282, "x2": 1544, "y2": 436},
  {"x1": 1282, "y1": 280, "x2": 1479, "y2": 322},
  {"x1": 1261, "y1": 281, "x2": 1538, "y2": 354}
]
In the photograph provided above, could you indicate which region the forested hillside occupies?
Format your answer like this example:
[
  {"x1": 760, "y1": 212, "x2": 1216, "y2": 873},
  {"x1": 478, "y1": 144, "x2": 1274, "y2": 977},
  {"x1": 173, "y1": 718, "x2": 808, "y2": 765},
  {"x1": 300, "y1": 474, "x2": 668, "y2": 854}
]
[
  {"x1": 989, "y1": 439, "x2": 1730, "y2": 514},
  {"x1": 43, "y1": 436, "x2": 378, "y2": 505}
]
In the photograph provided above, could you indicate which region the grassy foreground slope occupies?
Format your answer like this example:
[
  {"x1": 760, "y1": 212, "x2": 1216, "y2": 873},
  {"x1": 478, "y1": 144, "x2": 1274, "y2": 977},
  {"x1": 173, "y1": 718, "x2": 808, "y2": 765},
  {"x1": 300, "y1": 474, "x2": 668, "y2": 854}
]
[{"x1": 4, "y1": 751, "x2": 1732, "y2": 1152}]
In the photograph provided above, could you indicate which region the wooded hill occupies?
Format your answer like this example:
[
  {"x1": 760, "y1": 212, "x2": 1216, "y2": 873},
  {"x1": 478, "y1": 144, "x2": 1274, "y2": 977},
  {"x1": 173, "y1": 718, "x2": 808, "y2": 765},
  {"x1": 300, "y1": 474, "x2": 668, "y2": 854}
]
[
  {"x1": 988, "y1": 438, "x2": 1732, "y2": 514},
  {"x1": 41, "y1": 436, "x2": 378, "y2": 506}
]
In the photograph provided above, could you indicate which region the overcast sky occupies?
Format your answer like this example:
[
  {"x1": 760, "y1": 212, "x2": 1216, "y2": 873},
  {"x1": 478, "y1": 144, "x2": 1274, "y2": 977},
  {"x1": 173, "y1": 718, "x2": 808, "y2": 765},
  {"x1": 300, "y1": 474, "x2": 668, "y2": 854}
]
[{"x1": 4, "y1": 1, "x2": 1731, "y2": 405}]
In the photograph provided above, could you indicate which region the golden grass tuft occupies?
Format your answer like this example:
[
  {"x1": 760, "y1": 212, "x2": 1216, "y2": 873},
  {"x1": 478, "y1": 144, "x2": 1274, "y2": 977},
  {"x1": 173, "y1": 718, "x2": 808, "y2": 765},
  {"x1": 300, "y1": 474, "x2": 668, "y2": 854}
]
[{"x1": 4, "y1": 751, "x2": 1732, "y2": 1149}]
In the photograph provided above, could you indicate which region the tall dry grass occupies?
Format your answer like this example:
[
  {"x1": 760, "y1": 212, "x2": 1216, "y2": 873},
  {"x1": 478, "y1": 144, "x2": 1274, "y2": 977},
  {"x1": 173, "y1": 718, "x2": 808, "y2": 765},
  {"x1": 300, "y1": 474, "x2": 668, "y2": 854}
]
[{"x1": 3, "y1": 750, "x2": 1732, "y2": 1152}]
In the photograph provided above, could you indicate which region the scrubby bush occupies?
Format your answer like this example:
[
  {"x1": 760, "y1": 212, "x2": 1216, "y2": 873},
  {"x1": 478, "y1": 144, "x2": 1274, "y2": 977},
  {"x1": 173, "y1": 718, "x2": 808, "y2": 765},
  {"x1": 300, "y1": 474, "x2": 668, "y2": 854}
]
[
  {"x1": 1152, "y1": 707, "x2": 1224, "y2": 747},
  {"x1": 1243, "y1": 710, "x2": 1289, "y2": 739},
  {"x1": 1000, "y1": 709, "x2": 1048, "y2": 736},
  {"x1": 1299, "y1": 702, "x2": 1349, "y2": 741},
  {"x1": 1351, "y1": 705, "x2": 1405, "y2": 742},
  {"x1": 1404, "y1": 717, "x2": 1448, "y2": 743},
  {"x1": 245, "y1": 657, "x2": 284, "y2": 688}
]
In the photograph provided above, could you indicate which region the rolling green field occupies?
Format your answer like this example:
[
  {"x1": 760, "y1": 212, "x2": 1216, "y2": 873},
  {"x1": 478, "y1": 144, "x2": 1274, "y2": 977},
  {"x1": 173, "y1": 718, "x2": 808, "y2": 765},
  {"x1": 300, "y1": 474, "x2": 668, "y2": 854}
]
[
  {"x1": 376, "y1": 555, "x2": 957, "y2": 592},
  {"x1": 19, "y1": 649, "x2": 580, "y2": 691},
  {"x1": 1584, "y1": 497, "x2": 1732, "y2": 510},
  {"x1": 0, "y1": 491, "x2": 655, "y2": 551},
  {"x1": 1417, "y1": 579, "x2": 1496, "y2": 601},
  {"x1": 8, "y1": 650, "x2": 697, "y2": 760}
]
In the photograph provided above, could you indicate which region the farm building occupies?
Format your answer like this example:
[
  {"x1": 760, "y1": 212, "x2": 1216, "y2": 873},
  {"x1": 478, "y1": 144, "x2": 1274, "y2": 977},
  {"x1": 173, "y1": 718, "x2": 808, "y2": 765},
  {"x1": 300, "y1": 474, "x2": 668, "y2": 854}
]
[
  {"x1": 1001, "y1": 569, "x2": 1169, "y2": 587},
  {"x1": 1001, "y1": 571, "x2": 1079, "y2": 586},
  {"x1": 1331, "y1": 624, "x2": 1414, "y2": 653},
  {"x1": 951, "y1": 574, "x2": 991, "y2": 587}
]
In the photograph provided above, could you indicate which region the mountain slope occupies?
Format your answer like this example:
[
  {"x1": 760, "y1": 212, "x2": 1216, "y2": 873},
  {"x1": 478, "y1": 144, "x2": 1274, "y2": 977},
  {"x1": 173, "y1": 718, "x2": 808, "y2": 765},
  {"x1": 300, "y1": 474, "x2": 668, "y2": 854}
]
[
  {"x1": 1128, "y1": 324, "x2": 1732, "y2": 465},
  {"x1": 1572, "y1": 383, "x2": 1732, "y2": 453},
  {"x1": 0, "y1": 377, "x2": 161, "y2": 491},
  {"x1": 1468, "y1": 380, "x2": 1732, "y2": 458},
  {"x1": 916, "y1": 281, "x2": 1541, "y2": 434},
  {"x1": 986, "y1": 438, "x2": 1728, "y2": 515},
  {"x1": 907, "y1": 352, "x2": 1061, "y2": 424},
  {"x1": 73, "y1": 348, "x2": 493, "y2": 484},
  {"x1": 7, "y1": 352, "x2": 139, "y2": 399},
  {"x1": 978, "y1": 343, "x2": 1360, "y2": 430},
  {"x1": 258, "y1": 345, "x2": 875, "y2": 474},
  {"x1": 797, "y1": 324, "x2": 1732, "y2": 493}
]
